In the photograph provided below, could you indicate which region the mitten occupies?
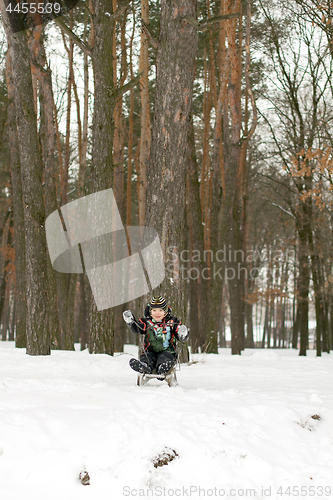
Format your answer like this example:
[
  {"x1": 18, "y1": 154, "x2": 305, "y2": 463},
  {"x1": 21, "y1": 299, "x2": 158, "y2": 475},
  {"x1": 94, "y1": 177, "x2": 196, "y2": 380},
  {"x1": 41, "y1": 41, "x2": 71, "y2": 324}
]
[
  {"x1": 123, "y1": 310, "x2": 134, "y2": 324},
  {"x1": 177, "y1": 324, "x2": 189, "y2": 341}
]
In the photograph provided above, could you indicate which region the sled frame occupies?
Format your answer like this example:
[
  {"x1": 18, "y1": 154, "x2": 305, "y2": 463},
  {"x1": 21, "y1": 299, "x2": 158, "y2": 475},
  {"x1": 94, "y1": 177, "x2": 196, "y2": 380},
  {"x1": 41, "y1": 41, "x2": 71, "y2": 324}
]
[
  {"x1": 136, "y1": 337, "x2": 182, "y2": 387},
  {"x1": 137, "y1": 365, "x2": 179, "y2": 387}
]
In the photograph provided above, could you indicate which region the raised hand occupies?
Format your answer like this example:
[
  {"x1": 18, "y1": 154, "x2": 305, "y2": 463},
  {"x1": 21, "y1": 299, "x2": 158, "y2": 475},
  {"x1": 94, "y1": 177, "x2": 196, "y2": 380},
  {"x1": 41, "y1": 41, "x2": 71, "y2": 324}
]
[
  {"x1": 123, "y1": 310, "x2": 134, "y2": 324},
  {"x1": 177, "y1": 324, "x2": 189, "y2": 341}
]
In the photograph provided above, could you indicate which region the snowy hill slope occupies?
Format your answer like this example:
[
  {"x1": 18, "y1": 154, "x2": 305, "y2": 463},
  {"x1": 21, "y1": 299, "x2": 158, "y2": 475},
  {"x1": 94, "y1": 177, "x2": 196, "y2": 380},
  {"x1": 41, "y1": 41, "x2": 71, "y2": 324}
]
[{"x1": 0, "y1": 343, "x2": 332, "y2": 500}]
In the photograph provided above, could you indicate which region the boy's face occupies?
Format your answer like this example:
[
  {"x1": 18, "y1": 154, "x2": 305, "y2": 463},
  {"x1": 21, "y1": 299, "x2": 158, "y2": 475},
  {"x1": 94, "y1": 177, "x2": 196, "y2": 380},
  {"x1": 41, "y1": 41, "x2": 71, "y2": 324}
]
[{"x1": 150, "y1": 308, "x2": 165, "y2": 322}]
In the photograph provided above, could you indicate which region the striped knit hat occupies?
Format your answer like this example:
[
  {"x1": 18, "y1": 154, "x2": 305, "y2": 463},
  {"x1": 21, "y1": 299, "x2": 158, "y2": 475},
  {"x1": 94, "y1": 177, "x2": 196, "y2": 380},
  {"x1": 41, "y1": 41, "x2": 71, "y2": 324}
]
[{"x1": 149, "y1": 296, "x2": 168, "y2": 315}]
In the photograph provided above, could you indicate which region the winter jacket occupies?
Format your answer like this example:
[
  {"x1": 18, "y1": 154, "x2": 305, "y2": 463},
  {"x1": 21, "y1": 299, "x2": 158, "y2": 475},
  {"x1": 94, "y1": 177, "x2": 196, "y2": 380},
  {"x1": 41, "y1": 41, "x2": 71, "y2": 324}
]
[{"x1": 127, "y1": 307, "x2": 183, "y2": 354}]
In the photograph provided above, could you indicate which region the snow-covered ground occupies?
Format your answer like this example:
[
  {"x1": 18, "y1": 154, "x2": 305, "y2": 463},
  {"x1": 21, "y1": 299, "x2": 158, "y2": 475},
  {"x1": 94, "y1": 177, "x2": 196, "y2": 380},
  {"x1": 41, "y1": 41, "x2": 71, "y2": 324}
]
[{"x1": 0, "y1": 343, "x2": 333, "y2": 500}]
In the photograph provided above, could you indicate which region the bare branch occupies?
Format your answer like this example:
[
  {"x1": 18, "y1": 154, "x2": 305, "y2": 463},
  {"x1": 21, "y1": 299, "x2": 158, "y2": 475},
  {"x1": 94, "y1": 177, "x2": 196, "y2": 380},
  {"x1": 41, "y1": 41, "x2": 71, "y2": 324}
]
[
  {"x1": 53, "y1": 17, "x2": 91, "y2": 57},
  {"x1": 183, "y1": 13, "x2": 241, "y2": 31},
  {"x1": 260, "y1": 197, "x2": 296, "y2": 219},
  {"x1": 141, "y1": 19, "x2": 159, "y2": 50},
  {"x1": 270, "y1": 201, "x2": 296, "y2": 219},
  {"x1": 114, "y1": 72, "x2": 143, "y2": 101},
  {"x1": 112, "y1": 0, "x2": 132, "y2": 20},
  {"x1": 199, "y1": 13, "x2": 241, "y2": 30}
]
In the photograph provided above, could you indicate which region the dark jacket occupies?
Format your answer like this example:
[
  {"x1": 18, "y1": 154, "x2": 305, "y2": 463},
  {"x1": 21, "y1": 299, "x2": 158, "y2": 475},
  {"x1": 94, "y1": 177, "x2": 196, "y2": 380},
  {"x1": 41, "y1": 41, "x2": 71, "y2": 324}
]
[{"x1": 127, "y1": 306, "x2": 182, "y2": 354}]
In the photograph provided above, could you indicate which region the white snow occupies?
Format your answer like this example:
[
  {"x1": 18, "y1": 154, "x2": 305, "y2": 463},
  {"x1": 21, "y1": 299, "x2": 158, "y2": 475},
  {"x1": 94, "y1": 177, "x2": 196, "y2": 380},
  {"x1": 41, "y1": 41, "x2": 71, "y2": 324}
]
[{"x1": 1, "y1": 342, "x2": 333, "y2": 500}]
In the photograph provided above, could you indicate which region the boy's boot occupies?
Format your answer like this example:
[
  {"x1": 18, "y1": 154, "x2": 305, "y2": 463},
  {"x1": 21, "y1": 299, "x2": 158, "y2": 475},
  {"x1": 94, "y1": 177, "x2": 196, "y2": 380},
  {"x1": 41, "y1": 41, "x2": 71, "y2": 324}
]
[
  {"x1": 157, "y1": 360, "x2": 173, "y2": 374},
  {"x1": 129, "y1": 358, "x2": 152, "y2": 374}
]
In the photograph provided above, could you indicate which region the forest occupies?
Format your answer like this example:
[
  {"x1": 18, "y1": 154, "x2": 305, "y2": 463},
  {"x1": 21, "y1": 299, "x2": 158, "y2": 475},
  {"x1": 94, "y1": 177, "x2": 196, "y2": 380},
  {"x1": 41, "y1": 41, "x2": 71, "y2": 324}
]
[{"x1": 0, "y1": 0, "x2": 333, "y2": 358}]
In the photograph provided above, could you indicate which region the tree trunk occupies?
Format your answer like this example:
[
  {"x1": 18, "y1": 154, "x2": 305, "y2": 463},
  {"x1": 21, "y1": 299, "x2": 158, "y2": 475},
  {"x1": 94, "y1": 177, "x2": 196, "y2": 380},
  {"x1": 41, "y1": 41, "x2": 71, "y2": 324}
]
[
  {"x1": 201, "y1": 46, "x2": 212, "y2": 222},
  {"x1": 5, "y1": 52, "x2": 26, "y2": 348},
  {"x1": 126, "y1": 14, "x2": 135, "y2": 228},
  {"x1": 1, "y1": 280, "x2": 11, "y2": 341},
  {"x1": 0, "y1": 8, "x2": 50, "y2": 355},
  {"x1": 88, "y1": 0, "x2": 117, "y2": 355},
  {"x1": 207, "y1": 11, "x2": 226, "y2": 354},
  {"x1": 245, "y1": 301, "x2": 254, "y2": 348},
  {"x1": 322, "y1": 285, "x2": 329, "y2": 353},
  {"x1": 293, "y1": 297, "x2": 300, "y2": 349},
  {"x1": 145, "y1": 0, "x2": 198, "y2": 325},
  {"x1": 329, "y1": 303, "x2": 333, "y2": 348},
  {"x1": 76, "y1": 13, "x2": 91, "y2": 352},
  {"x1": 61, "y1": 12, "x2": 74, "y2": 206},
  {"x1": 78, "y1": 274, "x2": 88, "y2": 350},
  {"x1": 222, "y1": 1, "x2": 243, "y2": 356},
  {"x1": 113, "y1": 3, "x2": 127, "y2": 220},
  {"x1": 281, "y1": 296, "x2": 286, "y2": 348},
  {"x1": 112, "y1": 6, "x2": 128, "y2": 353},
  {"x1": 0, "y1": 213, "x2": 13, "y2": 340},
  {"x1": 219, "y1": 0, "x2": 257, "y2": 354},
  {"x1": 186, "y1": 114, "x2": 209, "y2": 352},
  {"x1": 309, "y1": 233, "x2": 322, "y2": 356},
  {"x1": 9, "y1": 287, "x2": 15, "y2": 341},
  {"x1": 298, "y1": 237, "x2": 310, "y2": 356},
  {"x1": 138, "y1": 0, "x2": 151, "y2": 226},
  {"x1": 262, "y1": 292, "x2": 269, "y2": 348},
  {"x1": 29, "y1": 26, "x2": 69, "y2": 350}
]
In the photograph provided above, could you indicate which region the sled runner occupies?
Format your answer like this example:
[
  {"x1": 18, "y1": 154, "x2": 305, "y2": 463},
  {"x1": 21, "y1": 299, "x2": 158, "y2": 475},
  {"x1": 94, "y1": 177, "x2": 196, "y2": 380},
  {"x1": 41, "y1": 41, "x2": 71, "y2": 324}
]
[{"x1": 136, "y1": 358, "x2": 179, "y2": 387}]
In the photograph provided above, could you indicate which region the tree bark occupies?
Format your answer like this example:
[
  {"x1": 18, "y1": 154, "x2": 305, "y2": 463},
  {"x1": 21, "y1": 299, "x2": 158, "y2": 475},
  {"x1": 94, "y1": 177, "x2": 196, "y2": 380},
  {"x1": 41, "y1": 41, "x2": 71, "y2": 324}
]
[
  {"x1": 89, "y1": 0, "x2": 117, "y2": 355},
  {"x1": 78, "y1": 274, "x2": 88, "y2": 350},
  {"x1": 61, "y1": 12, "x2": 74, "y2": 206},
  {"x1": 9, "y1": 286, "x2": 15, "y2": 341},
  {"x1": 126, "y1": 12, "x2": 135, "y2": 228},
  {"x1": 1, "y1": 278, "x2": 11, "y2": 341},
  {"x1": 29, "y1": 25, "x2": 69, "y2": 350},
  {"x1": 220, "y1": 0, "x2": 257, "y2": 354},
  {"x1": 112, "y1": 4, "x2": 128, "y2": 353},
  {"x1": 0, "y1": 213, "x2": 13, "y2": 340},
  {"x1": 113, "y1": 2, "x2": 127, "y2": 219},
  {"x1": 5, "y1": 52, "x2": 26, "y2": 348},
  {"x1": 145, "y1": 0, "x2": 198, "y2": 324},
  {"x1": 298, "y1": 227, "x2": 310, "y2": 356},
  {"x1": 138, "y1": 0, "x2": 151, "y2": 226},
  {"x1": 0, "y1": 5, "x2": 50, "y2": 355},
  {"x1": 186, "y1": 114, "x2": 208, "y2": 352}
]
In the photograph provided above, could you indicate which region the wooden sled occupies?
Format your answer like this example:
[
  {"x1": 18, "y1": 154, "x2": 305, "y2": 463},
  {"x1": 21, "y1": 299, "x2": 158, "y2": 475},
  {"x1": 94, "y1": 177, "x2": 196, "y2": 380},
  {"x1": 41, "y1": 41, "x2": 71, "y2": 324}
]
[
  {"x1": 137, "y1": 364, "x2": 178, "y2": 387},
  {"x1": 136, "y1": 338, "x2": 184, "y2": 387}
]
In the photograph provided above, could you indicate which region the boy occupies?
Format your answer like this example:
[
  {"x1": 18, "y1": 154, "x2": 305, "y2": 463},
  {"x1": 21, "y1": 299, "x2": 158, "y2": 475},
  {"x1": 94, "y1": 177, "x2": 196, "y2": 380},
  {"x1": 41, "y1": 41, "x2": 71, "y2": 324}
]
[{"x1": 123, "y1": 296, "x2": 189, "y2": 375}]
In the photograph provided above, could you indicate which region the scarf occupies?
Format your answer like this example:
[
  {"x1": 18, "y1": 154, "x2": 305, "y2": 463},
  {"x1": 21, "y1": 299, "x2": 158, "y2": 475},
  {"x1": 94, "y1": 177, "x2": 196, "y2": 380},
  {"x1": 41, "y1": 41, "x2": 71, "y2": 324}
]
[{"x1": 148, "y1": 319, "x2": 171, "y2": 348}]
